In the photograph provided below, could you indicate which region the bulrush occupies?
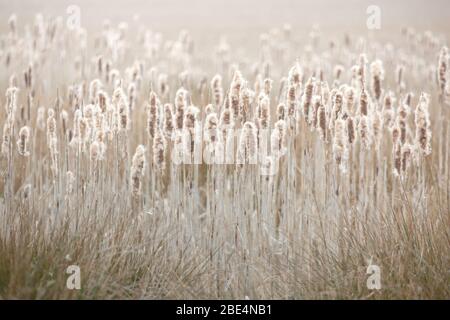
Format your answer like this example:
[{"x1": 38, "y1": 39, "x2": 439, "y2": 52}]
[
  {"x1": 83, "y1": 104, "x2": 95, "y2": 132},
  {"x1": 358, "y1": 115, "x2": 372, "y2": 150},
  {"x1": 310, "y1": 95, "x2": 321, "y2": 128},
  {"x1": 329, "y1": 91, "x2": 343, "y2": 131},
  {"x1": 90, "y1": 140, "x2": 101, "y2": 162},
  {"x1": 240, "y1": 87, "x2": 253, "y2": 123},
  {"x1": 371, "y1": 110, "x2": 383, "y2": 148},
  {"x1": 8, "y1": 14, "x2": 17, "y2": 34},
  {"x1": 401, "y1": 143, "x2": 413, "y2": 176},
  {"x1": 17, "y1": 126, "x2": 30, "y2": 156},
  {"x1": 219, "y1": 106, "x2": 234, "y2": 145},
  {"x1": 47, "y1": 108, "x2": 57, "y2": 147},
  {"x1": 210, "y1": 74, "x2": 223, "y2": 109},
  {"x1": 147, "y1": 91, "x2": 159, "y2": 139},
  {"x1": 287, "y1": 62, "x2": 302, "y2": 93},
  {"x1": 130, "y1": 145, "x2": 146, "y2": 198},
  {"x1": 93, "y1": 108, "x2": 107, "y2": 159},
  {"x1": 158, "y1": 73, "x2": 169, "y2": 99},
  {"x1": 89, "y1": 79, "x2": 102, "y2": 104},
  {"x1": 97, "y1": 90, "x2": 110, "y2": 113},
  {"x1": 175, "y1": 87, "x2": 187, "y2": 131},
  {"x1": 437, "y1": 46, "x2": 448, "y2": 95},
  {"x1": 276, "y1": 102, "x2": 286, "y2": 121},
  {"x1": 391, "y1": 122, "x2": 401, "y2": 146},
  {"x1": 415, "y1": 93, "x2": 432, "y2": 157},
  {"x1": 257, "y1": 95, "x2": 270, "y2": 130},
  {"x1": 403, "y1": 92, "x2": 414, "y2": 107},
  {"x1": 344, "y1": 86, "x2": 356, "y2": 115},
  {"x1": 351, "y1": 65, "x2": 361, "y2": 90},
  {"x1": 370, "y1": 60, "x2": 384, "y2": 102},
  {"x1": 382, "y1": 92, "x2": 395, "y2": 128},
  {"x1": 237, "y1": 121, "x2": 258, "y2": 166},
  {"x1": 358, "y1": 88, "x2": 369, "y2": 117},
  {"x1": 358, "y1": 53, "x2": 368, "y2": 89},
  {"x1": 66, "y1": 170, "x2": 75, "y2": 195},
  {"x1": 321, "y1": 80, "x2": 330, "y2": 105},
  {"x1": 393, "y1": 140, "x2": 402, "y2": 177},
  {"x1": 69, "y1": 109, "x2": 80, "y2": 148},
  {"x1": 396, "y1": 64, "x2": 405, "y2": 92},
  {"x1": 204, "y1": 113, "x2": 219, "y2": 145},
  {"x1": 260, "y1": 155, "x2": 276, "y2": 178},
  {"x1": 263, "y1": 78, "x2": 273, "y2": 96},
  {"x1": 128, "y1": 82, "x2": 137, "y2": 110},
  {"x1": 183, "y1": 105, "x2": 200, "y2": 156},
  {"x1": 5, "y1": 86, "x2": 18, "y2": 115},
  {"x1": 317, "y1": 101, "x2": 327, "y2": 142},
  {"x1": 204, "y1": 104, "x2": 215, "y2": 115},
  {"x1": 286, "y1": 83, "x2": 297, "y2": 130},
  {"x1": 334, "y1": 65, "x2": 344, "y2": 83},
  {"x1": 302, "y1": 77, "x2": 314, "y2": 124},
  {"x1": 153, "y1": 128, "x2": 167, "y2": 171},
  {"x1": 397, "y1": 101, "x2": 410, "y2": 145},
  {"x1": 163, "y1": 103, "x2": 175, "y2": 140},
  {"x1": 60, "y1": 110, "x2": 69, "y2": 137},
  {"x1": 346, "y1": 116, "x2": 356, "y2": 145},
  {"x1": 48, "y1": 137, "x2": 58, "y2": 176},
  {"x1": 112, "y1": 86, "x2": 129, "y2": 132},
  {"x1": 333, "y1": 118, "x2": 348, "y2": 172},
  {"x1": 229, "y1": 70, "x2": 243, "y2": 123},
  {"x1": 1, "y1": 117, "x2": 13, "y2": 155},
  {"x1": 254, "y1": 74, "x2": 263, "y2": 97},
  {"x1": 271, "y1": 120, "x2": 287, "y2": 158}
]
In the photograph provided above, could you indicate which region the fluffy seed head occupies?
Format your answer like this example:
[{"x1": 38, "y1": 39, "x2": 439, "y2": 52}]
[
  {"x1": 147, "y1": 91, "x2": 160, "y2": 139},
  {"x1": 302, "y1": 77, "x2": 315, "y2": 123},
  {"x1": 370, "y1": 60, "x2": 384, "y2": 101},
  {"x1": 240, "y1": 87, "x2": 254, "y2": 123},
  {"x1": 276, "y1": 103, "x2": 286, "y2": 121},
  {"x1": 438, "y1": 46, "x2": 448, "y2": 93},
  {"x1": 257, "y1": 95, "x2": 270, "y2": 130},
  {"x1": 130, "y1": 145, "x2": 146, "y2": 198},
  {"x1": 346, "y1": 116, "x2": 356, "y2": 145},
  {"x1": 211, "y1": 74, "x2": 223, "y2": 108},
  {"x1": 393, "y1": 140, "x2": 402, "y2": 177},
  {"x1": 17, "y1": 126, "x2": 30, "y2": 156},
  {"x1": 237, "y1": 121, "x2": 258, "y2": 166},
  {"x1": 204, "y1": 113, "x2": 219, "y2": 144},
  {"x1": 415, "y1": 93, "x2": 432, "y2": 156},
  {"x1": 333, "y1": 118, "x2": 348, "y2": 172},
  {"x1": 66, "y1": 171, "x2": 75, "y2": 195},
  {"x1": 382, "y1": 92, "x2": 395, "y2": 128},
  {"x1": 163, "y1": 103, "x2": 174, "y2": 139},
  {"x1": 358, "y1": 89, "x2": 369, "y2": 116},
  {"x1": 153, "y1": 128, "x2": 167, "y2": 171},
  {"x1": 271, "y1": 120, "x2": 287, "y2": 158},
  {"x1": 175, "y1": 88, "x2": 188, "y2": 130},
  {"x1": 317, "y1": 102, "x2": 327, "y2": 141},
  {"x1": 358, "y1": 115, "x2": 372, "y2": 150}
]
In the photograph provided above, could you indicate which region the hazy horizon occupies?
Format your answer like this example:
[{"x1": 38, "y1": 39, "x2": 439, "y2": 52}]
[{"x1": 1, "y1": 0, "x2": 449, "y2": 32}]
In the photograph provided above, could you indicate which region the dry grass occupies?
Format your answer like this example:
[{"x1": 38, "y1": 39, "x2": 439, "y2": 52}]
[{"x1": 0, "y1": 14, "x2": 449, "y2": 299}]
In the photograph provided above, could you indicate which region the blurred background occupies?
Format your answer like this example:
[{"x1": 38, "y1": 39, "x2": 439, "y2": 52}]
[{"x1": 1, "y1": 0, "x2": 449, "y2": 33}]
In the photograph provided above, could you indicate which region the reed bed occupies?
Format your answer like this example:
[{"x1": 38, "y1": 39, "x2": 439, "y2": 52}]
[{"x1": 0, "y1": 15, "x2": 449, "y2": 299}]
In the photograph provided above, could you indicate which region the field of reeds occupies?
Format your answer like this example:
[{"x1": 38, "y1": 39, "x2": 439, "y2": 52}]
[{"x1": 0, "y1": 6, "x2": 449, "y2": 299}]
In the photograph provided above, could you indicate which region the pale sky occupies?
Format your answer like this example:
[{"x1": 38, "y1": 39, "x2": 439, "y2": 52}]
[{"x1": 0, "y1": 0, "x2": 449, "y2": 32}]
